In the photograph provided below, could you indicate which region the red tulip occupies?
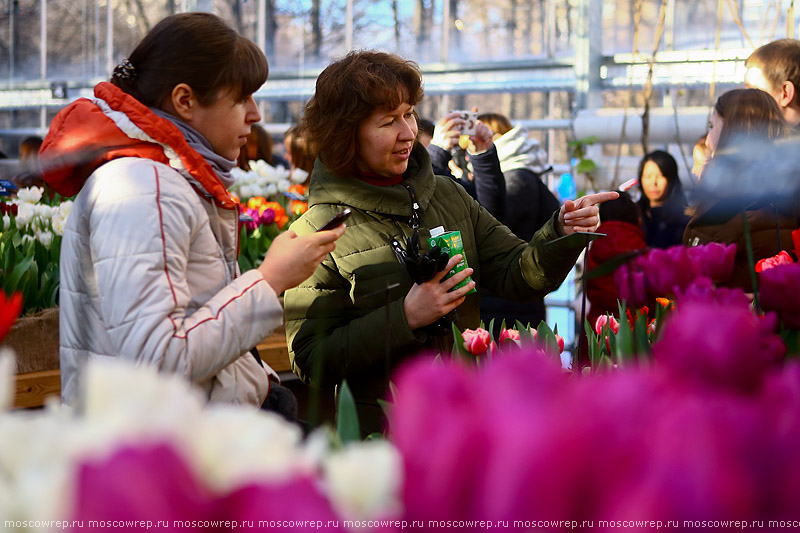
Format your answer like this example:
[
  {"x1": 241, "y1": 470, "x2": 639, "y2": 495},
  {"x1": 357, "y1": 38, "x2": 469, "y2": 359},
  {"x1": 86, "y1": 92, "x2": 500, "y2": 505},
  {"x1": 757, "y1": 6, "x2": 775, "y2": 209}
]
[
  {"x1": 755, "y1": 251, "x2": 794, "y2": 273},
  {"x1": 0, "y1": 291, "x2": 23, "y2": 344}
]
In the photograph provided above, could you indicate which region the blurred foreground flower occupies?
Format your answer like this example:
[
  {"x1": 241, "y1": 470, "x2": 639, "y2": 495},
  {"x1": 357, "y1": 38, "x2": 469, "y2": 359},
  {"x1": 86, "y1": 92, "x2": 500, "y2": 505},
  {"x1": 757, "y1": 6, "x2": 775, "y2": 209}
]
[
  {"x1": 0, "y1": 355, "x2": 401, "y2": 530},
  {"x1": 760, "y1": 262, "x2": 800, "y2": 329},
  {"x1": 389, "y1": 320, "x2": 800, "y2": 527},
  {"x1": 652, "y1": 301, "x2": 785, "y2": 394}
]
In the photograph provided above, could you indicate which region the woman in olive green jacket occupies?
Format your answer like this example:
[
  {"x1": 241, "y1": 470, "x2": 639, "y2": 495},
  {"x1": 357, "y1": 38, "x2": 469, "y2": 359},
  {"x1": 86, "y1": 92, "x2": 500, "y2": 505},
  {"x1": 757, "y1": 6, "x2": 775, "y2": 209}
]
[{"x1": 284, "y1": 51, "x2": 617, "y2": 434}]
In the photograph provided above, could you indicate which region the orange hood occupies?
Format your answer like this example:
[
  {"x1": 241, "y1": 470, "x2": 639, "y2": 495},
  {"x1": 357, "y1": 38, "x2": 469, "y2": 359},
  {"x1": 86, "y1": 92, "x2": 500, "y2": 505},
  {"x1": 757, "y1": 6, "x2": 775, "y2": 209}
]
[{"x1": 40, "y1": 82, "x2": 236, "y2": 209}]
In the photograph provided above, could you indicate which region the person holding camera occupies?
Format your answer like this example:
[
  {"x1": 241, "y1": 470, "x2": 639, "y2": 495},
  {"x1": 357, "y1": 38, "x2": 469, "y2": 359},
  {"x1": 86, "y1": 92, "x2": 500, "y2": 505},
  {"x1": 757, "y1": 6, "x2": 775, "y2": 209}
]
[
  {"x1": 283, "y1": 50, "x2": 617, "y2": 435},
  {"x1": 426, "y1": 110, "x2": 507, "y2": 220}
]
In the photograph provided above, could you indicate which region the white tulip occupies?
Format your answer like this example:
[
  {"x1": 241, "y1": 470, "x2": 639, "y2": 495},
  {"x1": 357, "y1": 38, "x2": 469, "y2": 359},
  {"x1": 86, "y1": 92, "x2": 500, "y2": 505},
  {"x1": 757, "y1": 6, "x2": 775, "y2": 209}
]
[
  {"x1": 16, "y1": 186, "x2": 43, "y2": 204},
  {"x1": 14, "y1": 203, "x2": 34, "y2": 227},
  {"x1": 290, "y1": 168, "x2": 309, "y2": 184},
  {"x1": 36, "y1": 231, "x2": 53, "y2": 247},
  {"x1": 324, "y1": 440, "x2": 403, "y2": 521},
  {"x1": 35, "y1": 204, "x2": 53, "y2": 220}
]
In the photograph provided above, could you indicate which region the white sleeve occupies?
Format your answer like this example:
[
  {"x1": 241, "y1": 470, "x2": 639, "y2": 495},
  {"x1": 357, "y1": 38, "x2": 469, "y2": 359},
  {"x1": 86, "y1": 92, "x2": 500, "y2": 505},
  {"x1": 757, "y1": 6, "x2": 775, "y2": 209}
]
[{"x1": 88, "y1": 162, "x2": 281, "y2": 384}]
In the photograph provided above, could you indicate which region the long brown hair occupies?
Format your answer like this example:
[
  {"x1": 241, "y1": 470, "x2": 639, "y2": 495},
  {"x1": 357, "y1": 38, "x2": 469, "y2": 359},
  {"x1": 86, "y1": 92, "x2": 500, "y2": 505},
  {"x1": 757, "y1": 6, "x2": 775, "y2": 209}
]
[
  {"x1": 302, "y1": 51, "x2": 424, "y2": 177},
  {"x1": 285, "y1": 125, "x2": 315, "y2": 175},
  {"x1": 714, "y1": 88, "x2": 791, "y2": 151},
  {"x1": 111, "y1": 13, "x2": 268, "y2": 108}
]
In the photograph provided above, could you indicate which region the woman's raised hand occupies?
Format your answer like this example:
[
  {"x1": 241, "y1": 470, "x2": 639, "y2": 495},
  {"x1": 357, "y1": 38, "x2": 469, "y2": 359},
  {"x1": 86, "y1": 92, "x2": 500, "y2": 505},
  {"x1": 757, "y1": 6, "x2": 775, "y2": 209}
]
[
  {"x1": 557, "y1": 191, "x2": 620, "y2": 235},
  {"x1": 403, "y1": 254, "x2": 475, "y2": 331},
  {"x1": 258, "y1": 225, "x2": 346, "y2": 295}
]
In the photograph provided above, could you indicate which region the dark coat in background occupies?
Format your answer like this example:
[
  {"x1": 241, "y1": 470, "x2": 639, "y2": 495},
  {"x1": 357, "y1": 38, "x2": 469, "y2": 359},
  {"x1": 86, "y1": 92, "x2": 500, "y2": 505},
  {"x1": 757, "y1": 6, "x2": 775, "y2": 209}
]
[
  {"x1": 684, "y1": 198, "x2": 798, "y2": 291},
  {"x1": 478, "y1": 125, "x2": 561, "y2": 334}
]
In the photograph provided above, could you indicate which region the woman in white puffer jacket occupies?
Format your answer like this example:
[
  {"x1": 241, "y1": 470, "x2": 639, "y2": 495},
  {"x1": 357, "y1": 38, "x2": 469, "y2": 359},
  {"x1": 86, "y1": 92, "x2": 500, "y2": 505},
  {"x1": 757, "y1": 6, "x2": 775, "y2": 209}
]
[{"x1": 40, "y1": 13, "x2": 344, "y2": 408}]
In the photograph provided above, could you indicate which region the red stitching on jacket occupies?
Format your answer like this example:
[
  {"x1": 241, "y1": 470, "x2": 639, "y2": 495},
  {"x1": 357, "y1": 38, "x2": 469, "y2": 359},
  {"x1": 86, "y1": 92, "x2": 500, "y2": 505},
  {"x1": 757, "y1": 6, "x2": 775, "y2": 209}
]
[
  {"x1": 155, "y1": 166, "x2": 180, "y2": 336},
  {"x1": 180, "y1": 278, "x2": 266, "y2": 337}
]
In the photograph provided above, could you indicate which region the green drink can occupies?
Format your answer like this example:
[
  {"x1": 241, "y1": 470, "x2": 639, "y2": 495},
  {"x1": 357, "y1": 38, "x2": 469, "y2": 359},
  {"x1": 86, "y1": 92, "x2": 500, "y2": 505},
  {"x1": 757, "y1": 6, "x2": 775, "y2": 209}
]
[{"x1": 427, "y1": 226, "x2": 477, "y2": 294}]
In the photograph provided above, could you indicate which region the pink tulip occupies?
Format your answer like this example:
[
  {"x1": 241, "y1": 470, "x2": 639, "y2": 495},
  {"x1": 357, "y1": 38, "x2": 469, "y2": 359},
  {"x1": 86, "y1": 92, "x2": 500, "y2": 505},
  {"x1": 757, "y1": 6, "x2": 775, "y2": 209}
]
[
  {"x1": 594, "y1": 314, "x2": 620, "y2": 336},
  {"x1": 462, "y1": 328, "x2": 492, "y2": 355},
  {"x1": 498, "y1": 328, "x2": 520, "y2": 344}
]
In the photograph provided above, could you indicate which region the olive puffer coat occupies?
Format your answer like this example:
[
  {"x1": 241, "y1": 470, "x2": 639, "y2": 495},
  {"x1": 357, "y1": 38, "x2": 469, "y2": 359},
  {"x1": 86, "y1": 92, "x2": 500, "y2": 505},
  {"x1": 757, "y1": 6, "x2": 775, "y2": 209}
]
[{"x1": 284, "y1": 143, "x2": 584, "y2": 433}]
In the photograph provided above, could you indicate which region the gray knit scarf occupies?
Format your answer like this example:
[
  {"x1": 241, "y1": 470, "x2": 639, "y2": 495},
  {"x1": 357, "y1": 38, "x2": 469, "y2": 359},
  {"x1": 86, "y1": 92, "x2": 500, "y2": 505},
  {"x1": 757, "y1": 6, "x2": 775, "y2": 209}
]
[{"x1": 149, "y1": 107, "x2": 237, "y2": 190}]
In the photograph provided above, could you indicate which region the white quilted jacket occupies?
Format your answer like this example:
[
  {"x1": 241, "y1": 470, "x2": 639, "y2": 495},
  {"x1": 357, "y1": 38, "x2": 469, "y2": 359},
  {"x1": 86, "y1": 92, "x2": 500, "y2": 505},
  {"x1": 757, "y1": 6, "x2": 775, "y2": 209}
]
[
  {"x1": 50, "y1": 84, "x2": 282, "y2": 407},
  {"x1": 59, "y1": 157, "x2": 281, "y2": 406}
]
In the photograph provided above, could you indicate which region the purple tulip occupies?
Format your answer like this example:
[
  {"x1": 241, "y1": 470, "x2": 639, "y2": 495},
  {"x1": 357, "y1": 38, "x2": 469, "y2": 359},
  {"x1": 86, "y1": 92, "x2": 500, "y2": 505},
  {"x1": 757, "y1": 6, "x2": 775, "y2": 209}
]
[
  {"x1": 72, "y1": 442, "x2": 344, "y2": 532},
  {"x1": 614, "y1": 264, "x2": 648, "y2": 309},
  {"x1": 674, "y1": 277, "x2": 751, "y2": 308},
  {"x1": 759, "y1": 263, "x2": 800, "y2": 329},
  {"x1": 636, "y1": 246, "x2": 697, "y2": 296},
  {"x1": 686, "y1": 242, "x2": 737, "y2": 284},
  {"x1": 389, "y1": 330, "x2": 800, "y2": 526},
  {"x1": 259, "y1": 207, "x2": 276, "y2": 227},
  {"x1": 652, "y1": 301, "x2": 785, "y2": 394}
]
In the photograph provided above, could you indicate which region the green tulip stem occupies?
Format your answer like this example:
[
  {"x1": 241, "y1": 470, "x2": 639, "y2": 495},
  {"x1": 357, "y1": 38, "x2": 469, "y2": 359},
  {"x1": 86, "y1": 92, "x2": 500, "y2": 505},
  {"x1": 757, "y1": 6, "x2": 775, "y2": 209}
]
[{"x1": 742, "y1": 211, "x2": 760, "y2": 313}]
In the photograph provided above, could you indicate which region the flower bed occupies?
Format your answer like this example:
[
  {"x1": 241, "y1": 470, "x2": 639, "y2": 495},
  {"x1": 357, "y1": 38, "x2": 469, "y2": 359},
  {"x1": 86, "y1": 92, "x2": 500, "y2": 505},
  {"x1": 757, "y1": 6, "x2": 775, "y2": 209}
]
[{"x1": 2, "y1": 278, "x2": 800, "y2": 530}]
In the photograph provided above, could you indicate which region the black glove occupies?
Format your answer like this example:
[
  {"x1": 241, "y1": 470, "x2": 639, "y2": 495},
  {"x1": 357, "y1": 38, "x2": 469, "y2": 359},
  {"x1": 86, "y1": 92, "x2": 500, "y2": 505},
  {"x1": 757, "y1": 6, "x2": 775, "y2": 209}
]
[
  {"x1": 390, "y1": 231, "x2": 449, "y2": 284},
  {"x1": 390, "y1": 231, "x2": 455, "y2": 336},
  {"x1": 261, "y1": 383, "x2": 299, "y2": 422}
]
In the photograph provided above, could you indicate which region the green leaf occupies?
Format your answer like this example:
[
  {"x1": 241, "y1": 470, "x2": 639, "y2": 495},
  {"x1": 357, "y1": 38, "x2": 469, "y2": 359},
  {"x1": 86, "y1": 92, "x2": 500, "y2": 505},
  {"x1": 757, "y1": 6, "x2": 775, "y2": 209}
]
[
  {"x1": 633, "y1": 313, "x2": 650, "y2": 356},
  {"x1": 517, "y1": 320, "x2": 535, "y2": 343},
  {"x1": 575, "y1": 159, "x2": 596, "y2": 174},
  {"x1": 584, "y1": 318, "x2": 600, "y2": 369},
  {"x1": 7, "y1": 254, "x2": 34, "y2": 294},
  {"x1": 535, "y1": 320, "x2": 559, "y2": 356},
  {"x1": 615, "y1": 301, "x2": 633, "y2": 362},
  {"x1": 451, "y1": 322, "x2": 468, "y2": 358},
  {"x1": 336, "y1": 381, "x2": 361, "y2": 443}
]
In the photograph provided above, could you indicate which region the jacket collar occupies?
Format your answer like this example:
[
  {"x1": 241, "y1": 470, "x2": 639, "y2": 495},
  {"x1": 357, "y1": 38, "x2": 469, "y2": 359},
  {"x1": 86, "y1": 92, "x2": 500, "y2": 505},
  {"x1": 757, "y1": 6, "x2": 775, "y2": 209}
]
[
  {"x1": 307, "y1": 142, "x2": 435, "y2": 217},
  {"x1": 40, "y1": 82, "x2": 236, "y2": 209}
]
